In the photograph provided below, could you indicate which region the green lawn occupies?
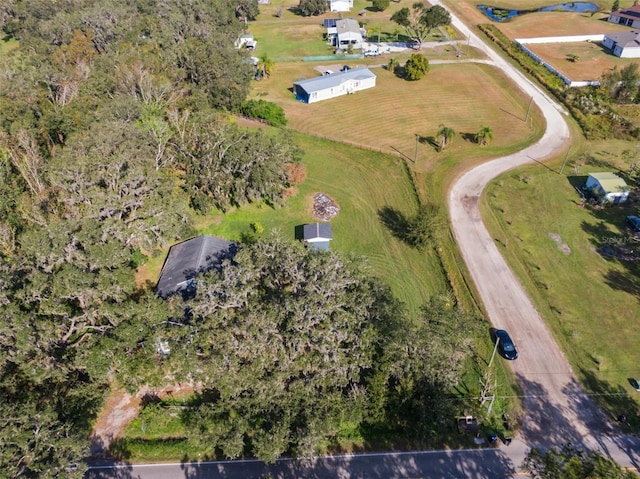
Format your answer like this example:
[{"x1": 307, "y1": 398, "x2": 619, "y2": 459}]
[
  {"x1": 199, "y1": 132, "x2": 448, "y2": 314},
  {"x1": 482, "y1": 140, "x2": 640, "y2": 427},
  {"x1": 250, "y1": 0, "x2": 461, "y2": 61}
]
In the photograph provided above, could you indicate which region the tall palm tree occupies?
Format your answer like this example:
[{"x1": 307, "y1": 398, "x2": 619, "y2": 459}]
[
  {"x1": 437, "y1": 124, "x2": 455, "y2": 150},
  {"x1": 259, "y1": 53, "x2": 274, "y2": 79},
  {"x1": 475, "y1": 125, "x2": 494, "y2": 146}
]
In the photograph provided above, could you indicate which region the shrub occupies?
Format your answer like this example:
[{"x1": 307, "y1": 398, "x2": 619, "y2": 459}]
[
  {"x1": 240, "y1": 99, "x2": 287, "y2": 126},
  {"x1": 404, "y1": 53, "x2": 429, "y2": 81},
  {"x1": 373, "y1": 0, "x2": 390, "y2": 11}
]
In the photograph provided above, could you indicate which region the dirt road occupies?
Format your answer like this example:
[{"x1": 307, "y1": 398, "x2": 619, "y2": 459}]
[{"x1": 436, "y1": 0, "x2": 640, "y2": 467}]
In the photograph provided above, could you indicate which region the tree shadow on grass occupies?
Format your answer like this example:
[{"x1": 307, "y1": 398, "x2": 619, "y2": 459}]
[
  {"x1": 577, "y1": 368, "x2": 640, "y2": 434},
  {"x1": 419, "y1": 135, "x2": 440, "y2": 152},
  {"x1": 378, "y1": 206, "x2": 411, "y2": 245},
  {"x1": 580, "y1": 204, "x2": 640, "y2": 299},
  {"x1": 460, "y1": 132, "x2": 477, "y2": 144}
]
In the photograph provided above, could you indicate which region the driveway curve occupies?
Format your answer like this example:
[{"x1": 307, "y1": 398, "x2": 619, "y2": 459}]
[{"x1": 436, "y1": 0, "x2": 640, "y2": 466}]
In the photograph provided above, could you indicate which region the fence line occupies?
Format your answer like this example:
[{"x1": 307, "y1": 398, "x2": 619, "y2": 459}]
[
  {"x1": 514, "y1": 36, "x2": 604, "y2": 87},
  {"x1": 288, "y1": 127, "x2": 402, "y2": 158}
]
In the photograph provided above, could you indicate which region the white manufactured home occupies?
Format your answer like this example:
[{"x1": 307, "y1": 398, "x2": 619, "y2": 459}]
[{"x1": 293, "y1": 68, "x2": 376, "y2": 104}]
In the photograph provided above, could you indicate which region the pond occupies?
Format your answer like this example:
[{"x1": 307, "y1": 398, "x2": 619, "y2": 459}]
[{"x1": 477, "y1": 2, "x2": 599, "y2": 22}]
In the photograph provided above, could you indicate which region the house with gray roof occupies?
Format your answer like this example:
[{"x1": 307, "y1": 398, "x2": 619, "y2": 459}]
[
  {"x1": 293, "y1": 67, "x2": 376, "y2": 103},
  {"x1": 303, "y1": 223, "x2": 333, "y2": 251},
  {"x1": 156, "y1": 235, "x2": 236, "y2": 298},
  {"x1": 602, "y1": 30, "x2": 640, "y2": 58},
  {"x1": 326, "y1": 18, "x2": 364, "y2": 50}
]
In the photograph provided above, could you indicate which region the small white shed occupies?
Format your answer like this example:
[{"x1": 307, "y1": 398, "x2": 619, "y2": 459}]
[
  {"x1": 293, "y1": 67, "x2": 376, "y2": 104},
  {"x1": 585, "y1": 172, "x2": 631, "y2": 205}
]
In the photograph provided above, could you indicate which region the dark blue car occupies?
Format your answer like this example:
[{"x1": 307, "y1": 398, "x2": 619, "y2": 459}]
[
  {"x1": 626, "y1": 216, "x2": 640, "y2": 235},
  {"x1": 495, "y1": 329, "x2": 518, "y2": 360}
]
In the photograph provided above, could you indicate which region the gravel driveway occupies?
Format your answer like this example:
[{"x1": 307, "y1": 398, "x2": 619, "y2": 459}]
[{"x1": 435, "y1": 0, "x2": 640, "y2": 469}]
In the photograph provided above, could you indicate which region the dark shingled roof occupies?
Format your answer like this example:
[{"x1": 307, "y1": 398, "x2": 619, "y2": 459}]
[
  {"x1": 613, "y1": 5, "x2": 640, "y2": 20},
  {"x1": 156, "y1": 235, "x2": 236, "y2": 298}
]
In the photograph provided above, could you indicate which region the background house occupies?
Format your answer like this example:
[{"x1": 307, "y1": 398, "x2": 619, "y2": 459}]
[
  {"x1": 156, "y1": 235, "x2": 236, "y2": 298},
  {"x1": 235, "y1": 33, "x2": 257, "y2": 50},
  {"x1": 293, "y1": 67, "x2": 376, "y2": 103},
  {"x1": 326, "y1": 18, "x2": 364, "y2": 50},
  {"x1": 608, "y1": 5, "x2": 640, "y2": 28},
  {"x1": 330, "y1": 0, "x2": 353, "y2": 12},
  {"x1": 303, "y1": 222, "x2": 333, "y2": 251},
  {"x1": 585, "y1": 172, "x2": 631, "y2": 205},
  {"x1": 602, "y1": 30, "x2": 640, "y2": 58}
]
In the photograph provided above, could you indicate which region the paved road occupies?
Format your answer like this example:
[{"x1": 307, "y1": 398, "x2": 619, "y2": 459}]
[{"x1": 87, "y1": 447, "x2": 525, "y2": 479}]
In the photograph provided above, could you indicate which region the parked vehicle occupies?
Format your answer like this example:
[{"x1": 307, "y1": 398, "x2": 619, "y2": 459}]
[
  {"x1": 626, "y1": 215, "x2": 640, "y2": 235},
  {"x1": 494, "y1": 329, "x2": 518, "y2": 360}
]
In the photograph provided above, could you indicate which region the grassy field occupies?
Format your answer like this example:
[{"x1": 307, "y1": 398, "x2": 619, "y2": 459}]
[
  {"x1": 482, "y1": 140, "x2": 640, "y2": 425},
  {"x1": 445, "y1": 0, "x2": 636, "y2": 37},
  {"x1": 253, "y1": 61, "x2": 543, "y2": 182},
  {"x1": 202, "y1": 133, "x2": 450, "y2": 314},
  {"x1": 250, "y1": 0, "x2": 464, "y2": 61}
]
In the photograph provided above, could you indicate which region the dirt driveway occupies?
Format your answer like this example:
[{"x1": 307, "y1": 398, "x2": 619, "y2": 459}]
[{"x1": 437, "y1": 0, "x2": 640, "y2": 468}]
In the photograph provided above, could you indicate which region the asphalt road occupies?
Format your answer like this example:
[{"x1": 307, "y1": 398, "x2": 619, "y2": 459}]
[
  {"x1": 87, "y1": 447, "x2": 527, "y2": 479},
  {"x1": 86, "y1": 3, "x2": 640, "y2": 478}
]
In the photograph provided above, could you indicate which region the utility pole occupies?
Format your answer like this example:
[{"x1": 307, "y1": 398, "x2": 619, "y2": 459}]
[
  {"x1": 524, "y1": 95, "x2": 534, "y2": 123},
  {"x1": 559, "y1": 146, "x2": 572, "y2": 175},
  {"x1": 414, "y1": 134, "x2": 419, "y2": 163},
  {"x1": 480, "y1": 336, "x2": 500, "y2": 413}
]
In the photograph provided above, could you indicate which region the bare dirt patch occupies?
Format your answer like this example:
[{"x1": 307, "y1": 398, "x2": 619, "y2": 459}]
[
  {"x1": 549, "y1": 232, "x2": 571, "y2": 255},
  {"x1": 525, "y1": 41, "x2": 638, "y2": 81},
  {"x1": 90, "y1": 384, "x2": 194, "y2": 458}
]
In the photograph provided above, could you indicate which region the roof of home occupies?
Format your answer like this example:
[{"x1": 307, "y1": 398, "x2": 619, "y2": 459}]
[
  {"x1": 303, "y1": 222, "x2": 333, "y2": 241},
  {"x1": 156, "y1": 235, "x2": 236, "y2": 298},
  {"x1": 588, "y1": 172, "x2": 630, "y2": 193},
  {"x1": 293, "y1": 68, "x2": 375, "y2": 94},
  {"x1": 336, "y1": 18, "x2": 360, "y2": 35},
  {"x1": 605, "y1": 30, "x2": 640, "y2": 48},
  {"x1": 613, "y1": 5, "x2": 640, "y2": 20}
]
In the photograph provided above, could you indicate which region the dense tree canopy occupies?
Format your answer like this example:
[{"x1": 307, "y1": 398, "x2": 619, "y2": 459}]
[
  {"x1": 0, "y1": 0, "x2": 481, "y2": 471},
  {"x1": 298, "y1": 0, "x2": 330, "y2": 16},
  {"x1": 0, "y1": 0, "x2": 300, "y2": 474},
  {"x1": 157, "y1": 234, "x2": 397, "y2": 459}
]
